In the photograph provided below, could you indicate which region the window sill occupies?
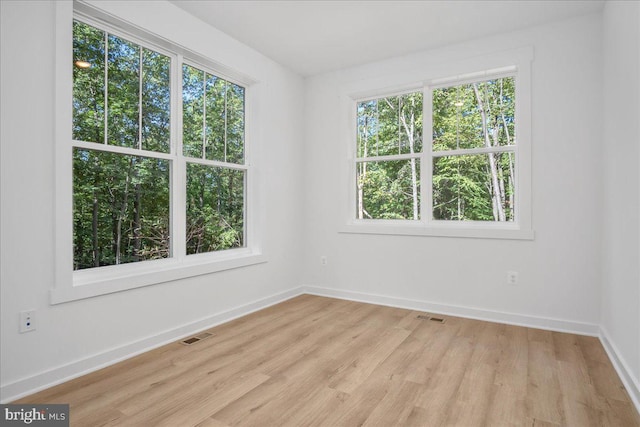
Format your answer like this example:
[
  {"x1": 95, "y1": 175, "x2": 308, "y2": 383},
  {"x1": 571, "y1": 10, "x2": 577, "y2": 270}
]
[
  {"x1": 50, "y1": 249, "x2": 267, "y2": 304},
  {"x1": 339, "y1": 221, "x2": 534, "y2": 240}
]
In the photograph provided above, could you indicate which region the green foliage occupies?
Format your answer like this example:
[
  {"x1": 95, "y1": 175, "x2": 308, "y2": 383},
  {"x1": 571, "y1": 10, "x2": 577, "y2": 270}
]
[
  {"x1": 73, "y1": 21, "x2": 105, "y2": 143},
  {"x1": 182, "y1": 65, "x2": 205, "y2": 158},
  {"x1": 433, "y1": 154, "x2": 494, "y2": 221},
  {"x1": 186, "y1": 164, "x2": 244, "y2": 254},
  {"x1": 183, "y1": 64, "x2": 245, "y2": 164},
  {"x1": 73, "y1": 149, "x2": 170, "y2": 269},
  {"x1": 358, "y1": 160, "x2": 420, "y2": 219},
  {"x1": 107, "y1": 34, "x2": 139, "y2": 149},
  {"x1": 357, "y1": 92, "x2": 423, "y2": 157},
  {"x1": 142, "y1": 50, "x2": 171, "y2": 152},
  {"x1": 432, "y1": 78, "x2": 515, "y2": 221}
]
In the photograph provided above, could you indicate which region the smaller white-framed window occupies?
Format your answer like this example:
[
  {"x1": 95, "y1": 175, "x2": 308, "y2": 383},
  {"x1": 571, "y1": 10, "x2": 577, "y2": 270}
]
[{"x1": 343, "y1": 49, "x2": 533, "y2": 240}]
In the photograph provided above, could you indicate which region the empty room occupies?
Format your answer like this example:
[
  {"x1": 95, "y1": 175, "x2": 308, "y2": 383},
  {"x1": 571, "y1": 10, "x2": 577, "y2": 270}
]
[{"x1": 1, "y1": 0, "x2": 639, "y2": 425}]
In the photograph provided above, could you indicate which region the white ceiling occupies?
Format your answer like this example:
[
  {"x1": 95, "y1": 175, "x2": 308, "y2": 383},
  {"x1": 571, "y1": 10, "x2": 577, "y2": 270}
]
[{"x1": 170, "y1": 0, "x2": 604, "y2": 77}]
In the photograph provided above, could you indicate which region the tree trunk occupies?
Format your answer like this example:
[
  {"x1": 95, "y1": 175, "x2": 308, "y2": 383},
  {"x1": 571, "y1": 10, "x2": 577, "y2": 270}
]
[
  {"x1": 357, "y1": 163, "x2": 365, "y2": 219},
  {"x1": 489, "y1": 125, "x2": 507, "y2": 218},
  {"x1": 132, "y1": 183, "x2": 141, "y2": 261},
  {"x1": 473, "y1": 83, "x2": 505, "y2": 221},
  {"x1": 508, "y1": 152, "x2": 514, "y2": 216},
  {"x1": 457, "y1": 182, "x2": 462, "y2": 219},
  {"x1": 399, "y1": 101, "x2": 419, "y2": 220},
  {"x1": 497, "y1": 157, "x2": 506, "y2": 214},
  {"x1": 357, "y1": 117, "x2": 369, "y2": 219},
  {"x1": 410, "y1": 158, "x2": 418, "y2": 220},
  {"x1": 197, "y1": 174, "x2": 205, "y2": 253},
  {"x1": 115, "y1": 158, "x2": 134, "y2": 264},
  {"x1": 88, "y1": 84, "x2": 102, "y2": 143},
  {"x1": 228, "y1": 172, "x2": 234, "y2": 223},
  {"x1": 499, "y1": 80, "x2": 515, "y2": 219}
]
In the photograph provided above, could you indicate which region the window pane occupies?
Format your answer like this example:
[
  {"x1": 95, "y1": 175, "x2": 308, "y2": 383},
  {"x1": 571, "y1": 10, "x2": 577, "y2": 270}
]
[
  {"x1": 74, "y1": 21, "x2": 171, "y2": 153},
  {"x1": 73, "y1": 20, "x2": 105, "y2": 143},
  {"x1": 432, "y1": 152, "x2": 515, "y2": 221},
  {"x1": 356, "y1": 159, "x2": 420, "y2": 220},
  {"x1": 205, "y1": 75, "x2": 225, "y2": 161},
  {"x1": 432, "y1": 77, "x2": 515, "y2": 151},
  {"x1": 73, "y1": 148, "x2": 170, "y2": 270},
  {"x1": 186, "y1": 164, "x2": 245, "y2": 254},
  {"x1": 107, "y1": 34, "x2": 140, "y2": 148},
  {"x1": 182, "y1": 64, "x2": 205, "y2": 158},
  {"x1": 226, "y1": 83, "x2": 245, "y2": 164},
  {"x1": 183, "y1": 64, "x2": 246, "y2": 164},
  {"x1": 141, "y1": 48, "x2": 171, "y2": 153},
  {"x1": 356, "y1": 92, "x2": 422, "y2": 158}
]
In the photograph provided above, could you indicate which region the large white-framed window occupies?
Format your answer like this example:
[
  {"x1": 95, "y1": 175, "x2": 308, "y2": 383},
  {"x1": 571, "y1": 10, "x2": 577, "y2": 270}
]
[
  {"x1": 52, "y1": 2, "x2": 264, "y2": 304},
  {"x1": 343, "y1": 50, "x2": 533, "y2": 240}
]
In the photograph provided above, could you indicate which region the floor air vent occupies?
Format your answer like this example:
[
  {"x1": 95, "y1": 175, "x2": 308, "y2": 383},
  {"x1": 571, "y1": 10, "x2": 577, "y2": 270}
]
[
  {"x1": 417, "y1": 314, "x2": 446, "y2": 323},
  {"x1": 181, "y1": 331, "x2": 215, "y2": 345}
]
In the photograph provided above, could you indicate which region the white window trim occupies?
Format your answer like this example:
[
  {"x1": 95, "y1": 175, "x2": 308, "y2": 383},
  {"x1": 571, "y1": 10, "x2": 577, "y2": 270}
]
[
  {"x1": 341, "y1": 47, "x2": 534, "y2": 240},
  {"x1": 52, "y1": 1, "x2": 265, "y2": 305}
]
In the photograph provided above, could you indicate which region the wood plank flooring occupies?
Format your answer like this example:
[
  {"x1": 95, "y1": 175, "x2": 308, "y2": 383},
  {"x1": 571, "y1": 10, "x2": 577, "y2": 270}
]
[{"x1": 14, "y1": 295, "x2": 640, "y2": 426}]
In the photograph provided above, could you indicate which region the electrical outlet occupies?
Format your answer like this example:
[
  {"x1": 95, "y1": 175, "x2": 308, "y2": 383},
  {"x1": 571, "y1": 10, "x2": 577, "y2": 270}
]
[
  {"x1": 507, "y1": 271, "x2": 519, "y2": 285},
  {"x1": 19, "y1": 310, "x2": 36, "y2": 333},
  {"x1": 320, "y1": 256, "x2": 327, "y2": 266}
]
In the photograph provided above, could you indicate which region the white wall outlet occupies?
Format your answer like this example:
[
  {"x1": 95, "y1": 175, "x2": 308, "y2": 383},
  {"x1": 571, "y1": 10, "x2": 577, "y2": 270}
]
[
  {"x1": 19, "y1": 310, "x2": 36, "y2": 333},
  {"x1": 320, "y1": 256, "x2": 327, "y2": 266},
  {"x1": 507, "y1": 271, "x2": 519, "y2": 285}
]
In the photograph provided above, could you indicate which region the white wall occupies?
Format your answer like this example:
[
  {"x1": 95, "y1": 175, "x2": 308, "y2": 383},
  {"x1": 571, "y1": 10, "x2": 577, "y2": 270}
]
[
  {"x1": 601, "y1": 0, "x2": 640, "y2": 402},
  {"x1": 302, "y1": 14, "x2": 604, "y2": 330},
  {"x1": 0, "y1": 1, "x2": 305, "y2": 401}
]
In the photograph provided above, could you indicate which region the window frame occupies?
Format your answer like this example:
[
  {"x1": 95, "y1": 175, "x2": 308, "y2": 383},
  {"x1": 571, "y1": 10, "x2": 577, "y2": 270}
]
[
  {"x1": 52, "y1": 2, "x2": 264, "y2": 304},
  {"x1": 342, "y1": 49, "x2": 534, "y2": 240}
]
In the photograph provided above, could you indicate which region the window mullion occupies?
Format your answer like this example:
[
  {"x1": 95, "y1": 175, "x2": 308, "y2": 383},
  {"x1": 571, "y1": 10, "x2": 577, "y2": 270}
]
[
  {"x1": 202, "y1": 71, "x2": 206, "y2": 160},
  {"x1": 184, "y1": 157, "x2": 248, "y2": 171},
  {"x1": 71, "y1": 140, "x2": 173, "y2": 160},
  {"x1": 356, "y1": 153, "x2": 420, "y2": 163},
  {"x1": 104, "y1": 31, "x2": 108, "y2": 145},
  {"x1": 224, "y1": 80, "x2": 228, "y2": 163},
  {"x1": 138, "y1": 47, "x2": 143, "y2": 150},
  {"x1": 424, "y1": 85, "x2": 434, "y2": 224},
  {"x1": 172, "y1": 54, "x2": 186, "y2": 260},
  {"x1": 432, "y1": 145, "x2": 517, "y2": 158}
]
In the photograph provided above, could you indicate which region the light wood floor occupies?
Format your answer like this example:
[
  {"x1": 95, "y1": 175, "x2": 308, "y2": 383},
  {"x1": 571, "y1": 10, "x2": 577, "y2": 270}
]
[{"x1": 15, "y1": 295, "x2": 640, "y2": 426}]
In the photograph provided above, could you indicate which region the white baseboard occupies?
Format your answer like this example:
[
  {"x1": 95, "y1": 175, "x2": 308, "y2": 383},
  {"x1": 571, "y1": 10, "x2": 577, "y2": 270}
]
[
  {"x1": 0, "y1": 287, "x2": 304, "y2": 403},
  {"x1": 301, "y1": 285, "x2": 600, "y2": 336},
  {"x1": 599, "y1": 326, "x2": 640, "y2": 414}
]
